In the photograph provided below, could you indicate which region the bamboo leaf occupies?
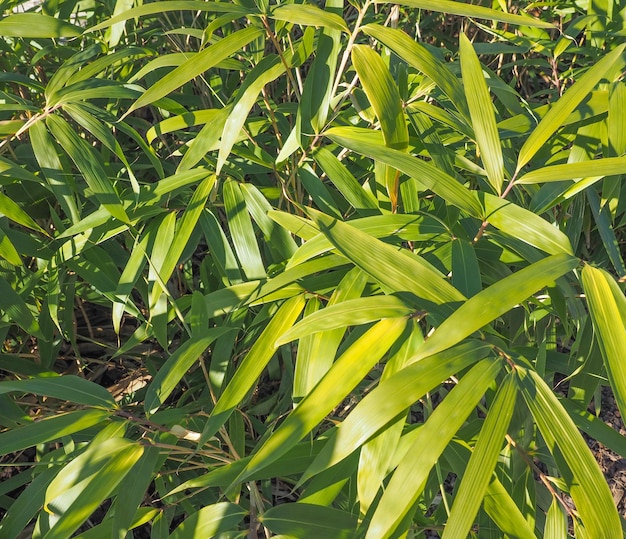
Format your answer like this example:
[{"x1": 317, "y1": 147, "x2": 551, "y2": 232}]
[
  {"x1": 201, "y1": 295, "x2": 306, "y2": 443},
  {"x1": 0, "y1": 409, "x2": 110, "y2": 457},
  {"x1": 87, "y1": 1, "x2": 252, "y2": 32},
  {"x1": 277, "y1": 295, "x2": 414, "y2": 345},
  {"x1": 442, "y1": 373, "x2": 517, "y2": 539},
  {"x1": 260, "y1": 503, "x2": 356, "y2": 539},
  {"x1": 325, "y1": 126, "x2": 484, "y2": 216},
  {"x1": 357, "y1": 320, "x2": 424, "y2": 514},
  {"x1": 0, "y1": 375, "x2": 115, "y2": 408},
  {"x1": 413, "y1": 254, "x2": 578, "y2": 361},
  {"x1": 0, "y1": 275, "x2": 41, "y2": 337},
  {"x1": 516, "y1": 44, "x2": 626, "y2": 172},
  {"x1": 517, "y1": 156, "x2": 626, "y2": 184},
  {"x1": 0, "y1": 466, "x2": 60, "y2": 538},
  {"x1": 0, "y1": 13, "x2": 81, "y2": 37},
  {"x1": 287, "y1": 213, "x2": 447, "y2": 268},
  {"x1": 376, "y1": 0, "x2": 554, "y2": 28},
  {"x1": 113, "y1": 446, "x2": 160, "y2": 539},
  {"x1": 352, "y1": 45, "x2": 408, "y2": 150},
  {"x1": 168, "y1": 503, "x2": 247, "y2": 539},
  {"x1": 44, "y1": 438, "x2": 144, "y2": 539},
  {"x1": 306, "y1": 209, "x2": 465, "y2": 307},
  {"x1": 224, "y1": 178, "x2": 267, "y2": 280},
  {"x1": 46, "y1": 114, "x2": 129, "y2": 224},
  {"x1": 451, "y1": 238, "x2": 482, "y2": 297},
  {"x1": 365, "y1": 359, "x2": 503, "y2": 539},
  {"x1": 517, "y1": 367, "x2": 622, "y2": 537},
  {"x1": 294, "y1": 268, "x2": 367, "y2": 402},
  {"x1": 312, "y1": 147, "x2": 380, "y2": 213},
  {"x1": 581, "y1": 265, "x2": 626, "y2": 422},
  {"x1": 459, "y1": 33, "x2": 504, "y2": 194},
  {"x1": 303, "y1": 341, "x2": 491, "y2": 480},
  {"x1": 145, "y1": 328, "x2": 234, "y2": 415},
  {"x1": 482, "y1": 192, "x2": 574, "y2": 255},
  {"x1": 298, "y1": 1, "x2": 342, "y2": 134},
  {"x1": 0, "y1": 192, "x2": 48, "y2": 235},
  {"x1": 235, "y1": 317, "x2": 407, "y2": 484},
  {"x1": 123, "y1": 26, "x2": 263, "y2": 118},
  {"x1": 544, "y1": 496, "x2": 567, "y2": 539},
  {"x1": 362, "y1": 24, "x2": 469, "y2": 119},
  {"x1": 216, "y1": 55, "x2": 285, "y2": 175},
  {"x1": 270, "y1": 4, "x2": 348, "y2": 32}
]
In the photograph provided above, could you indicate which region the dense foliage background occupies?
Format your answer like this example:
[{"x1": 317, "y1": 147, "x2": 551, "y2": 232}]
[{"x1": 2, "y1": 0, "x2": 626, "y2": 537}]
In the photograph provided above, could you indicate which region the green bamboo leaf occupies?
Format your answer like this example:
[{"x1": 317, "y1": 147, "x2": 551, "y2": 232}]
[
  {"x1": 46, "y1": 114, "x2": 129, "y2": 224},
  {"x1": 123, "y1": 26, "x2": 263, "y2": 118},
  {"x1": 113, "y1": 446, "x2": 160, "y2": 539},
  {"x1": 240, "y1": 183, "x2": 298, "y2": 260},
  {"x1": 413, "y1": 254, "x2": 578, "y2": 361},
  {"x1": 29, "y1": 120, "x2": 80, "y2": 224},
  {"x1": 517, "y1": 156, "x2": 626, "y2": 184},
  {"x1": 216, "y1": 55, "x2": 285, "y2": 175},
  {"x1": 442, "y1": 373, "x2": 517, "y2": 539},
  {"x1": 517, "y1": 367, "x2": 622, "y2": 538},
  {"x1": 168, "y1": 502, "x2": 247, "y2": 539},
  {"x1": 145, "y1": 328, "x2": 234, "y2": 415},
  {"x1": 149, "y1": 174, "x2": 216, "y2": 311},
  {"x1": 459, "y1": 33, "x2": 504, "y2": 194},
  {"x1": 0, "y1": 228, "x2": 22, "y2": 266},
  {"x1": 147, "y1": 212, "x2": 176, "y2": 323},
  {"x1": 481, "y1": 192, "x2": 574, "y2": 255},
  {"x1": 0, "y1": 375, "x2": 115, "y2": 408},
  {"x1": 307, "y1": 209, "x2": 465, "y2": 308},
  {"x1": 106, "y1": 0, "x2": 134, "y2": 47},
  {"x1": 0, "y1": 409, "x2": 110, "y2": 457},
  {"x1": 0, "y1": 192, "x2": 48, "y2": 235},
  {"x1": 236, "y1": 317, "x2": 407, "y2": 484},
  {"x1": 303, "y1": 341, "x2": 491, "y2": 480},
  {"x1": 63, "y1": 103, "x2": 139, "y2": 194},
  {"x1": 324, "y1": 126, "x2": 484, "y2": 217},
  {"x1": 0, "y1": 466, "x2": 60, "y2": 538},
  {"x1": 362, "y1": 24, "x2": 469, "y2": 119},
  {"x1": 44, "y1": 438, "x2": 144, "y2": 539},
  {"x1": 177, "y1": 108, "x2": 229, "y2": 172},
  {"x1": 516, "y1": 44, "x2": 626, "y2": 173},
  {"x1": 0, "y1": 13, "x2": 81, "y2": 37},
  {"x1": 87, "y1": 1, "x2": 252, "y2": 32},
  {"x1": 451, "y1": 238, "x2": 482, "y2": 297},
  {"x1": 544, "y1": 496, "x2": 567, "y2": 539},
  {"x1": 267, "y1": 209, "x2": 320, "y2": 241},
  {"x1": 352, "y1": 45, "x2": 408, "y2": 150},
  {"x1": 200, "y1": 210, "x2": 243, "y2": 284},
  {"x1": 287, "y1": 213, "x2": 448, "y2": 268},
  {"x1": 74, "y1": 508, "x2": 159, "y2": 539},
  {"x1": 312, "y1": 147, "x2": 380, "y2": 213},
  {"x1": 581, "y1": 265, "x2": 626, "y2": 421},
  {"x1": 562, "y1": 398, "x2": 626, "y2": 459},
  {"x1": 270, "y1": 4, "x2": 348, "y2": 32},
  {"x1": 277, "y1": 295, "x2": 414, "y2": 345},
  {"x1": 200, "y1": 295, "x2": 306, "y2": 443},
  {"x1": 294, "y1": 268, "x2": 368, "y2": 402},
  {"x1": 376, "y1": 0, "x2": 554, "y2": 28},
  {"x1": 366, "y1": 359, "x2": 503, "y2": 539},
  {"x1": 224, "y1": 178, "x2": 267, "y2": 280},
  {"x1": 482, "y1": 468, "x2": 537, "y2": 539},
  {"x1": 0, "y1": 275, "x2": 41, "y2": 338},
  {"x1": 260, "y1": 504, "x2": 356, "y2": 539},
  {"x1": 146, "y1": 109, "x2": 225, "y2": 144},
  {"x1": 586, "y1": 188, "x2": 626, "y2": 277},
  {"x1": 298, "y1": 1, "x2": 341, "y2": 134},
  {"x1": 357, "y1": 320, "x2": 424, "y2": 514}
]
